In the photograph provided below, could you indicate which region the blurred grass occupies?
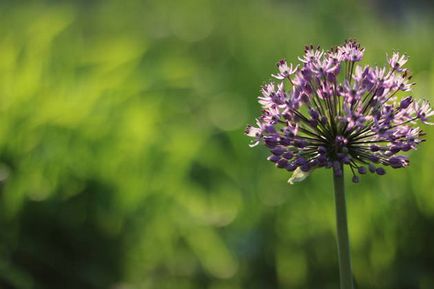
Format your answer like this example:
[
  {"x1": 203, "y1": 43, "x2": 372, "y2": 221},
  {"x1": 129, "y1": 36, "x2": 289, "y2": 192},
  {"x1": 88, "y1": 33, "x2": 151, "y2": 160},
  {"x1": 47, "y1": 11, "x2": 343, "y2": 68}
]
[{"x1": 0, "y1": 1, "x2": 433, "y2": 289}]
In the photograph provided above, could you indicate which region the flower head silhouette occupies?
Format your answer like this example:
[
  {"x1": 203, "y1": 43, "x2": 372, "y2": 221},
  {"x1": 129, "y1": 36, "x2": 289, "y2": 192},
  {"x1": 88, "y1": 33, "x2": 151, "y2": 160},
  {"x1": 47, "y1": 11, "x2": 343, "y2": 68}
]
[{"x1": 246, "y1": 40, "x2": 433, "y2": 182}]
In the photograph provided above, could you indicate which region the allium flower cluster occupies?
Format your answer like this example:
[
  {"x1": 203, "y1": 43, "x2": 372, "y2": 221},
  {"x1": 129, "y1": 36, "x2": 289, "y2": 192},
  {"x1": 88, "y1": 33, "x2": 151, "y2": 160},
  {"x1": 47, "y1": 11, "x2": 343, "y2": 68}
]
[{"x1": 246, "y1": 40, "x2": 433, "y2": 183}]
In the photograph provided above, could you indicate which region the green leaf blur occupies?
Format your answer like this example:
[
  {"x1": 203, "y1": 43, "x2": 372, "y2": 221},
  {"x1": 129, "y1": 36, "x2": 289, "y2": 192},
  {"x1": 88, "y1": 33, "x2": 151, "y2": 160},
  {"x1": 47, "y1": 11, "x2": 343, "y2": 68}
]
[{"x1": 0, "y1": 1, "x2": 433, "y2": 289}]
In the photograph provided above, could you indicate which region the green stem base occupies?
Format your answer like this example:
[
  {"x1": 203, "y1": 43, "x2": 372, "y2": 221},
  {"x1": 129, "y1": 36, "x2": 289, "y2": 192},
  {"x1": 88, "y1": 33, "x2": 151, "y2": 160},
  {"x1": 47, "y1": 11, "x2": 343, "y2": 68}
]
[{"x1": 333, "y1": 165, "x2": 354, "y2": 289}]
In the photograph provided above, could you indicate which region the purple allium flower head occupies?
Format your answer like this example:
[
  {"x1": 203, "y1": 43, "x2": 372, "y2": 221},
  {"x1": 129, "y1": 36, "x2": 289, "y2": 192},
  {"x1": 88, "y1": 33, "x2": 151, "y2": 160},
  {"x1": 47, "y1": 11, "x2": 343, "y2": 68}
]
[{"x1": 245, "y1": 40, "x2": 433, "y2": 183}]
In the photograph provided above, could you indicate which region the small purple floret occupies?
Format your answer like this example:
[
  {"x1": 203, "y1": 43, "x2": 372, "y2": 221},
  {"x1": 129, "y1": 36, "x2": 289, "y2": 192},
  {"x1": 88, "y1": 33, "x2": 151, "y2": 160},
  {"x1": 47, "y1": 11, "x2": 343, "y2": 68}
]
[
  {"x1": 282, "y1": 151, "x2": 294, "y2": 159},
  {"x1": 358, "y1": 166, "x2": 367, "y2": 174}
]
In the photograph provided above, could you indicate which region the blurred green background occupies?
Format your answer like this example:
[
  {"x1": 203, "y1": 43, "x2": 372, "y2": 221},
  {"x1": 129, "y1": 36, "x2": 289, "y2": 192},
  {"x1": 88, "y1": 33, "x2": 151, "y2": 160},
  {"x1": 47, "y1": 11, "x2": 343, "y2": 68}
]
[{"x1": 0, "y1": 0, "x2": 433, "y2": 288}]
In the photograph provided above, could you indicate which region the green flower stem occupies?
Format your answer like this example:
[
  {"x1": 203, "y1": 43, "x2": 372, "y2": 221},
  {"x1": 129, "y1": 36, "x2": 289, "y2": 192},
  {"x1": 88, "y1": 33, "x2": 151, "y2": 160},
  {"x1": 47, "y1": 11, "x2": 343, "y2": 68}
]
[{"x1": 333, "y1": 165, "x2": 354, "y2": 289}]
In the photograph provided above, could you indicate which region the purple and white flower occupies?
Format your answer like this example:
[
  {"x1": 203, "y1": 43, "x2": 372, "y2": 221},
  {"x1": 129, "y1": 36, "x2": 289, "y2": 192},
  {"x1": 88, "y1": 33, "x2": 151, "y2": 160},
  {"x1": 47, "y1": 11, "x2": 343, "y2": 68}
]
[
  {"x1": 272, "y1": 60, "x2": 299, "y2": 80},
  {"x1": 246, "y1": 40, "x2": 433, "y2": 182}
]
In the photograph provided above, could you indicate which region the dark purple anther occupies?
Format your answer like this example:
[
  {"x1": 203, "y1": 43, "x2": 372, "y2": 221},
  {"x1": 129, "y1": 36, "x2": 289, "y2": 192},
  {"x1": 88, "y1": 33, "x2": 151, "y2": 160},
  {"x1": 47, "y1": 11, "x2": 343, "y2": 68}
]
[
  {"x1": 286, "y1": 162, "x2": 297, "y2": 171},
  {"x1": 401, "y1": 143, "x2": 411, "y2": 152},
  {"x1": 300, "y1": 93, "x2": 310, "y2": 103},
  {"x1": 277, "y1": 159, "x2": 288, "y2": 168},
  {"x1": 318, "y1": 146, "x2": 327, "y2": 154},
  {"x1": 295, "y1": 157, "x2": 307, "y2": 166},
  {"x1": 327, "y1": 72, "x2": 336, "y2": 82},
  {"x1": 318, "y1": 154, "x2": 327, "y2": 163},
  {"x1": 390, "y1": 146, "x2": 400, "y2": 154},
  {"x1": 264, "y1": 125, "x2": 276, "y2": 134},
  {"x1": 264, "y1": 136, "x2": 279, "y2": 148},
  {"x1": 321, "y1": 116, "x2": 328, "y2": 125},
  {"x1": 400, "y1": 96, "x2": 413, "y2": 109},
  {"x1": 271, "y1": 146, "x2": 285, "y2": 155},
  {"x1": 358, "y1": 166, "x2": 367, "y2": 174},
  {"x1": 309, "y1": 119, "x2": 319, "y2": 127},
  {"x1": 282, "y1": 151, "x2": 294, "y2": 159},
  {"x1": 370, "y1": 145, "x2": 380, "y2": 152},
  {"x1": 279, "y1": 137, "x2": 292, "y2": 146},
  {"x1": 294, "y1": 139, "x2": 308, "y2": 148},
  {"x1": 309, "y1": 109, "x2": 320, "y2": 120},
  {"x1": 303, "y1": 83, "x2": 313, "y2": 94},
  {"x1": 352, "y1": 175, "x2": 360, "y2": 183},
  {"x1": 375, "y1": 167, "x2": 386, "y2": 175},
  {"x1": 300, "y1": 163, "x2": 311, "y2": 172},
  {"x1": 388, "y1": 156, "x2": 409, "y2": 168},
  {"x1": 267, "y1": 155, "x2": 280, "y2": 163},
  {"x1": 369, "y1": 155, "x2": 379, "y2": 163},
  {"x1": 375, "y1": 86, "x2": 385, "y2": 97}
]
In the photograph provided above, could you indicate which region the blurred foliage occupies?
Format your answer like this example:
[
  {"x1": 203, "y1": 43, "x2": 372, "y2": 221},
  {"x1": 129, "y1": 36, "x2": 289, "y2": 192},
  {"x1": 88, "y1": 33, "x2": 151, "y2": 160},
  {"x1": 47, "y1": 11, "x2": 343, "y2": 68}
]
[{"x1": 0, "y1": 0, "x2": 433, "y2": 289}]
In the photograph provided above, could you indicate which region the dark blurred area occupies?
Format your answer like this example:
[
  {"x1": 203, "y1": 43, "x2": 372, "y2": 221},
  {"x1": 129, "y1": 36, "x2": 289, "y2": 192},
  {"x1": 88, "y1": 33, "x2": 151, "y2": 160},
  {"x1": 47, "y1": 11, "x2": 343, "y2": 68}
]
[{"x1": 0, "y1": 0, "x2": 433, "y2": 288}]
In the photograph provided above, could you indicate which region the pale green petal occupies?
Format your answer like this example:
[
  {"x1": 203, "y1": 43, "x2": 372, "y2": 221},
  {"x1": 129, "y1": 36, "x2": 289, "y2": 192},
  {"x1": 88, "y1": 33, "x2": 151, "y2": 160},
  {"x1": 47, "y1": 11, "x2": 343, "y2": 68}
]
[{"x1": 288, "y1": 168, "x2": 311, "y2": 184}]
